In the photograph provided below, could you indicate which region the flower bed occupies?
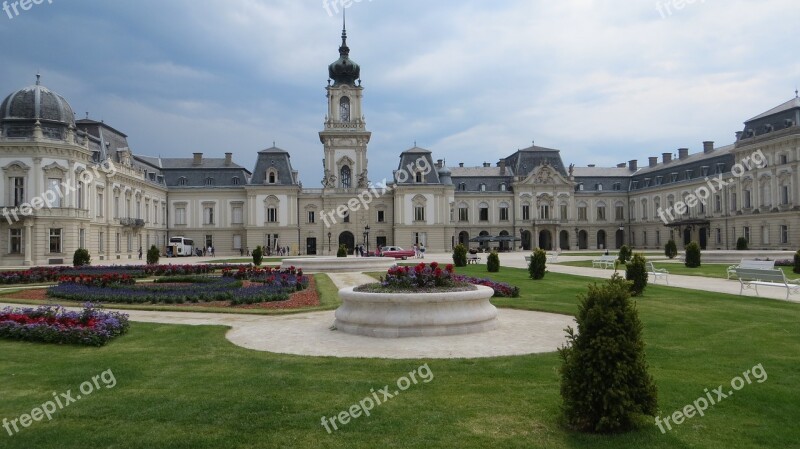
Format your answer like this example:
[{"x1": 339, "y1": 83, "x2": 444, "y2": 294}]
[
  {"x1": 0, "y1": 304, "x2": 129, "y2": 346},
  {"x1": 455, "y1": 276, "x2": 520, "y2": 298},
  {"x1": 380, "y1": 262, "x2": 459, "y2": 289},
  {"x1": 0, "y1": 264, "x2": 250, "y2": 285},
  {"x1": 57, "y1": 273, "x2": 136, "y2": 288},
  {"x1": 222, "y1": 266, "x2": 308, "y2": 291}
]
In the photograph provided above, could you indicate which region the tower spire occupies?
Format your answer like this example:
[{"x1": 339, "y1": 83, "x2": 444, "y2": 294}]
[
  {"x1": 339, "y1": 9, "x2": 349, "y2": 57},
  {"x1": 35, "y1": 72, "x2": 41, "y2": 85}
]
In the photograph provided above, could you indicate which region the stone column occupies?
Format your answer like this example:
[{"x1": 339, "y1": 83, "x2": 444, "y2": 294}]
[{"x1": 24, "y1": 223, "x2": 33, "y2": 266}]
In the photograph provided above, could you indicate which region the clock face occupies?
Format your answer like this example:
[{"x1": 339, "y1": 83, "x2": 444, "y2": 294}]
[{"x1": 340, "y1": 101, "x2": 350, "y2": 122}]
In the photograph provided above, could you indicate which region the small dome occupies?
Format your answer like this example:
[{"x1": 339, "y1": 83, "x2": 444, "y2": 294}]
[
  {"x1": 328, "y1": 24, "x2": 360, "y2": 86},
  {"x1": 438, "y1": 165, "x2": 452, "y2": 176},
  {"x1": 0, "y1": 75, "x2": 75, "y2": 139}
]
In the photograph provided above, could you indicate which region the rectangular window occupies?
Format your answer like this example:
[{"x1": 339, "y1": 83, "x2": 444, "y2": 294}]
[
  {"x1": 459, "y1": 207, "x2": 469, "y2": 222},
  {"x1": 114, "y1": 196, "x2": 120, "y2": 218},
  {"x1": 267, "y1": 207, "x2": 278, "y2": 223},
  {"x1": 596, "y1": 206, "x2": 606, "y2": 221},
  {"x1": 414, "y1": 206, "x2": 425, "y2": 222},
  {"x1": 77, "y1": 182, "x2": 83, "y2": 209},
  {"x1": 175, "y1": 207, "x2": 186, "y2": 225},
  {"x1": 343, "y1": 211, "x2": 350, "y2": 223},
  {"x1": 479, "y1": 207, "x2": 489, "y2": 221},
  {"x1": 762, "y1": 226, "x2": 770, "y2": 245},
  {"x1": 656, "y1": 230, "x2": 661, "y2": 246},
  {"x1": 116, "y1": 233, "x2": 120, "y2": 252},
  {"x1": 79, "y1": 229, "x2": 85, "y2": 249},
  {"x1": 731, "y1": 193, "x2": 737, "y2": 210},
  {"x1": 12, "y1": 177, "x2": 24, "y2": 206},
  {"x1": 99, "y1": 232, "x2": 104, "y2": 253},
  {"x1": 743, "y1": 226, "x2": 751, "y2": 243},
  {"x1": 127, "y1": 234, "x2": 132, "y2": 252},
  {"x1": 716, "y1": 228, "x2": 722, "y2": 245},
  {"x1": 204, "y1": 206, "x2": 215, "y2": 225},
  {"x1": 97, "y1": 193, "x2": 104, "y2": 217},
  {"x1": 233, "y1": 206, "x2": 244, "y2": 224},
  {"x1": 499, "y1": 207, "x2": 509, "y2": 221},
  {"x1": 145, "y1": 202, "x2": 150, "y2": 223},
  {"x1": 714, "y1": 194, "x2": 721, "y2": 213},
  {"x1": 744, "y1": 190, "x2": 751, "y2": 208},
  {"x1": 539, "y1": 205, "x2": 550, "y2": 219},
  {"x1": 560, "y1": 204, "x2": 568, "y2": 221},
  {"x1": 233, "y1": 234, "x2": 242, "y2": 250},
  {"x1": 780, "y1": 154, "x2": 789, "y2": 164},
  {"x1": 578, "y1": 206, "x2": 588, "y2": 221},
  {"x1": 642, "y1": 231, "x2": 647, "y2": 246},
  {"x1": 781, "y1": 225, "x2": 789, "y2": 244},
  {"x1": 781, "y1": 185, "x2": 790, "y2": 205},
  {"x1": 307, "y1": 211, "x2": 315, "y2": 224},
  {"x1": 9, "y1": 229, "x2": 22, "y2": 254},
  {"x1": 377, "y1": 210, "x2": 385, "y2": 223},
  {"x1": 126, "y1": 198, "x2": 131, "y2": 218},
  {"x1": 49, "y1": 229, "x2": 62, "y2": 253},
  {"x1": 522, "y1": 205, "x2": 530, "y2": 221},
  {"x1": 615, "y1": 205, "x2": 624, "y2": 221},
  {"x1": 47, "y1": 179, "x2": 62, "y2": 208}
]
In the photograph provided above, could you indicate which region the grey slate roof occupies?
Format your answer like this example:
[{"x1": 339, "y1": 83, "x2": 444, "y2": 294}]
[
  {"x1": 741, "y1": 96, "x2": 800, "y2": 139},
  {"x1": 504, "y1": 145, "x2": 568, "y2": 178},
  {"x1": 395, "y1": 147, "x2": 441, "y2": 185},
  {"x1": 250, "y1": 146, "x2": 299, "y2": 186}
]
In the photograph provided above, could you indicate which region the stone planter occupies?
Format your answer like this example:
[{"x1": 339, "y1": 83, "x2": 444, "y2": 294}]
[{"x1": 334, "y1": 285, "x2": 498, "y2": 338}]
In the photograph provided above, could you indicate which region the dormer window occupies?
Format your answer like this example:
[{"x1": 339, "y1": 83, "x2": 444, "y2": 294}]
[
  {"x1": 178, "y1": 177, "x2": 188, "y2": 186},
  {"x1": 205, "y1": 177, "x2": 215, "y2": 186},
  {"x1": 613, "y1": 182, "x2": 621, "y2": 191},
  {"x1": 596, "y1": 183, "x2": 603, "y2": 191},
  {"x1": 458, "y1": 182, "x2": 466, "y2": 191},
  {"x1": 671, "y1": 173, "x2": 678, "y2": 183},
  {"x1": 701, "y1": 166, "x2": 709, "y2": 176},
  {"x1": 269, "y1": 172, "x2": 276, "y2": 184},
  {"x1": 232, "y1": 177, "x2": 241, "y2": 185},
  {"x1": 685, "y1": 170, "x2": 693, "y2": 180},
  {"x1": 479, "y1": 183, "x2": 486, "y2": 192},
  {"x1": 656, "y1": 176, "x2": 663, "y2": 186},
  {"x1": 415, "y1": 171, "x2": 423, "y2": 183},
  {"x1": 499, "y1": 183, "x2": 507, "y2": 192}
]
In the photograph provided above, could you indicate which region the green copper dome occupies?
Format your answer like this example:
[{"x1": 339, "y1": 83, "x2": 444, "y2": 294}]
[{"x1": 328, "y1": 20, "x2": 360, "y2": 87}]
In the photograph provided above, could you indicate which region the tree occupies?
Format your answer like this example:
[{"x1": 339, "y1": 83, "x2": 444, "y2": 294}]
[
  {"x1": 452, "y1": 244, "x2": 468, "y2": 267},
  {"x1": 487, "y1": 251, "x2": 500, "y2": 272},
  {"x1": 664, "y1": 240, "x2": 677, "y2": 259},
  {"x1": 685, "y1": 241, "x2": 701, "y2": 268},
  {"x1": 794, "y1": 250, "x2": 800, "y2": 275},
  {"x1": 736, "y1": 237, "x2": 749, "y2": 251},
  {"x1": 617, "y1": 245, "x2": 632, "y2": 264},
  {"x1": 529, "y1": 248, "x2": 547, "y2": 280},
  {"x1": 73, "y1": 248, "x2": 91, "y2": 267},
  {"x1": 559, "y1": 274, "x2": 658, "y2": 433},
  {"x1": 337, "y1": 244, "x2": 348, "y2": 258},
  {"x1": 625, "y1": 253, "x2": 648, "y2": 297},
  {"x1": 146, "y1": 245, "x2": 160, "y2": 265},
  {"x1": 252, "y1": 246, "x2": 264, "y2": 266}
]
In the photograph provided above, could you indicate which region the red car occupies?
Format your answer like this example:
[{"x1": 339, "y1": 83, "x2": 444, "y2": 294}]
[{"x1": 379, "y1": 246, "x2": 416, "y2": 260}]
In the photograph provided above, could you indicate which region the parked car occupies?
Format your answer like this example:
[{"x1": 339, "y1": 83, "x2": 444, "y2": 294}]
[{"x1": 378, "y1": 246, "x2": 416, "y2": 260}]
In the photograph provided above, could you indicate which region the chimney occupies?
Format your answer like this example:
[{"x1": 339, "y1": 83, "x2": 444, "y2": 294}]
[
  {"x1": 436, "y1": 159, "x2": 443, "y2": 169},
  {"x1": 498, "y1": 160, "x2": 506, "y2": 175},
  {"x1": 459, "y1": 162, "x2": 464, "y2": 168},
  {"x1": 617, "y1": 163, "x2": 627, "y2": 168},
  {"x1": 703, "y1": 141, "x2": 714, "y2": 154},
  {"x1": 225, "y1": 152, "x2": 233, "y2": 166},
  {"x1": 628, "y1": 160, "x2": 638, "y2": 172},
  {"x1": 483, "y1": 162, "x2": 491, "y2": 168},
  {"x1": 588, "y1": 164, "x2": 596, "y2": 168},
  {"x1": 649, "y1": 157, "x2": 659, "y2": 168},
  {"x1": 662, "y1": 152, "x2": 672, "y2": 164},
  {"x1": 678, "y1": 148, "x2": 689, "y2": 160},
  {"x1": 193, "y1": 153, "x2": 203, "y2": 166},
  {"x1": 735, "y1": 131, "x2": 743, "y2": 141}
]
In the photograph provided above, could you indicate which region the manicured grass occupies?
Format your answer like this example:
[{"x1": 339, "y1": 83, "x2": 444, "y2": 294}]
[
  {"x1": 560, "y1": 260, "x2": 798, "y2": 279},
  {"x1": 0, "y1": 274, "x2": 340, "y2": 316},
  {"x1": 1, "y1": 267, "x2": 798, "y2": 448}
]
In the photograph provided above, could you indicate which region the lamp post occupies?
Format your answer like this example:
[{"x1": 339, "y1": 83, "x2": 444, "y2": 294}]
[
  {"x1": 364, "y1": 225, "x2": 370, "y2": 255},
  {"x1": 327, "y1": 232, "x2": 332, "y2": 254}
]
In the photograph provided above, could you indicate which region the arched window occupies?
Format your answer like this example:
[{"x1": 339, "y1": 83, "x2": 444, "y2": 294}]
[
  {"x1": 232, "y1": 177, "x2": 240, "y2": 186},
  {"x1": 339, "y1": 96, "x2": 351, "y2": 122},
  {"x1": 340, "y1": 165, "x2": 351, "y2": 189},
  {"x1": 415, "y1": 171, "x2": 423, "y2": 183},
  {"x1": 499, "y1": 183, "x2": 507, "y2": 192},
  {"x1": 479, "y1": 183, "x2": 486, "y2": 192},
  {"x1": 458, "y1": 182, "x2": 466, "y2": 191},
  {"x1": 268, "y1": 171, "x2": 277, "y2": 184}
]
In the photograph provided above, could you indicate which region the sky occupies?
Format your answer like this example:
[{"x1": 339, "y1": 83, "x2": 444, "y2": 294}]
[{"x1": 1, "y1": 0, "x2": 798, "y2": 185}]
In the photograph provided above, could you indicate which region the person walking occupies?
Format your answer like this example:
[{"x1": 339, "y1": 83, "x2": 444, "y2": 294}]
[
  {"x1": 420, "y1": 243, "x2": 426, "y2": 259},
  {"x1": 138, "y1": 247, "x2": 143, "y2": 260}
]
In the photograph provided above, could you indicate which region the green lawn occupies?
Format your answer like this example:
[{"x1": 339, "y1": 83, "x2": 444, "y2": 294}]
[
  {"x1": 560, "y1": 260, "x2": 798, "y2": 279},
  {"x1": 1, "y1": 267, "x2": 798, "y2": 448}
]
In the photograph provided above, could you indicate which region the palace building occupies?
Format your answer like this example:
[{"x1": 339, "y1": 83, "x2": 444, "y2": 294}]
[{"x1": 1, "y1": 24, "x2": 799, "y2": 266}]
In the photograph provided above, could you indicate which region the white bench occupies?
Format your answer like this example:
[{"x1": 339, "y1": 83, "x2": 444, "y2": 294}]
[
  {"x1": 735, "y1": 267, "x2": 800, "y2": 300},
  {"x1": 592, "y1": 255, "x2": 618, "y2": 269},
  {"x1": 467, "y1": 254, "x2": 482, "y2": 264},
  {"x1": 547, "y1": 252, "x2": 559, "y2": 263},
  {"x1": 727, "y1": 259, "x2": 776, "y2": 279},
  {"x1": 646, "y1": 262, "x2": 669, "y2": 284}
]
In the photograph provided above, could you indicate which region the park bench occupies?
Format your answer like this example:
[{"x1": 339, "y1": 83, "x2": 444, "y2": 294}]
[
  {"x1": 592, "y1": 255, "x2": 618, "y2": 269},
  {"x1": 734, "y1": 267, "x2": 800, "y2": 300},
  {"x1": 726, "y1": 259, "x2": 776, "y2": 279},
  {"x1": 524, "y1": 252, "x2": 559, "y2": 265},
  {"x1": 467, "y1": 254, "x2": 482, "y2": 264},
  {"x1": 646, "y1": 262, "x2": 669, "y2": 284}
]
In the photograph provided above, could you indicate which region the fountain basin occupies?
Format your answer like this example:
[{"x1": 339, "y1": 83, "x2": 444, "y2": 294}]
[{"x1": 334, "y1": 285, "x2": 498, "y2": 338}]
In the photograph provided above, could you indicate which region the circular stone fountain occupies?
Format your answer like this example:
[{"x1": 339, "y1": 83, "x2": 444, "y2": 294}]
[
  {"x1": 334, "y1": 285, "x2": 498, "y2": 338},
  {"x1": 280, "y1": 257, "x2": 397, "y2": 273}
]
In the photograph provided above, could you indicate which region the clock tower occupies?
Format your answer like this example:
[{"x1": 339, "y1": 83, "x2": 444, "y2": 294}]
[{"x1": 319, "y1": 16, "x2": 371, "y2": 190}]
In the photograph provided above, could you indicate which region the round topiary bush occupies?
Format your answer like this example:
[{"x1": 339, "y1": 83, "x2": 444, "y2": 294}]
[
  {"x1": 559, "y1": 273, "x2": 658, "y2": 433},
  {"x1": 625, "y1": 253, "x2": 649, "y2": 297},
  {"x1": 337, "y1": 244, "x2": 348, "y2": 258},
  {"x1": 529, "y1": 248, "x2": 547, "y2": 280},
  {"x1": 664, "y1": 240, "x2": 677, "y2": 259},
  {"x1": 618, "y1": 245, "x2": 632, "y2": 264},
  {"x1": 73, "y1": 248, "x2": 91, "y2": 267},
  {"x1": 794, "y1": 250, "x2": 800, "y2": 274},
  {"x1": 146, "y1": 245, "x2": 160, "y2": 265},
  {"x1": 736, "y1": 237, "x2": 749, "y2": 251},
  {"x1": 685, "y1": 241, "x2": 701, "y2": 268},
  {"x1": 452, "y1": 244, "x2": 468, "y2": 267},
  {"x1": 252, "y1": 246, "x2": 264, "y2": 266},
  {"x1": 487, "y1": 251, "x2": 500, "y2": 273}
]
